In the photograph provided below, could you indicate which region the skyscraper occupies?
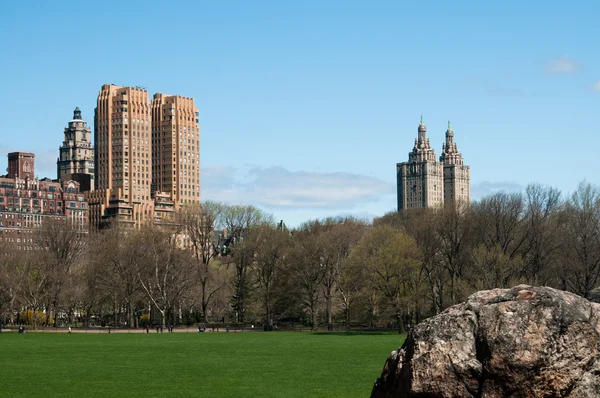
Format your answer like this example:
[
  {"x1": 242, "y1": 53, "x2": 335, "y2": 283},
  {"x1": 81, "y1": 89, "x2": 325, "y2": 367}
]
[
  {"x1": 397, "y1": 118, "x2": 470, "y2": 211},
  {"x1": 89, "y1": 84, "x2": 153, "y2": 228},
  {"x1": 88, "y1": 84, "x2": 199, "y2": 229},
  {"x1": 57, "y1": 107, "x2": 95, "y2": 191},
  {"x1": 151, "y1": 93, "x2": 200, "y2": 207}
]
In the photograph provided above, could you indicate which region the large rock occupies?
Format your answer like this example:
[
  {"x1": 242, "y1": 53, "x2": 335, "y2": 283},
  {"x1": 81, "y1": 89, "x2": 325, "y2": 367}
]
[{"x1": 371, "y1": 285, "x2": 600, "y2": 398}]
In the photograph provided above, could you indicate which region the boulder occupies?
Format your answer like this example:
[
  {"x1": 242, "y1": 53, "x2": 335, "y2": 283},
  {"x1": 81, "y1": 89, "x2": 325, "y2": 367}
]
[{"x1": 371, "y1": 285, "x2": 600, "y2": 398}]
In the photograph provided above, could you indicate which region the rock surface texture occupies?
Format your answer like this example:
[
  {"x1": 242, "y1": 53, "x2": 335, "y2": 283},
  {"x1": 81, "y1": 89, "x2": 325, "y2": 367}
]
[{"x1": 371, "y1": 285, "x2": 600, "y2": 398}]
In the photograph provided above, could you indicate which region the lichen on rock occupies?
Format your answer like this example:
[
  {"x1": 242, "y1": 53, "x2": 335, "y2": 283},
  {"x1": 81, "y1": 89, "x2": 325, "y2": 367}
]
[{"x1": 371, "y1": 285, "x2": 600, "y2": 398}]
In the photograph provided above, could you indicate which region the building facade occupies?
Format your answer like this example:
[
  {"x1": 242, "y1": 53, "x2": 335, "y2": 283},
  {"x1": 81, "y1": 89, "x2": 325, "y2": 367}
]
[
  {"x1": 57, "y1": 107, "x2": 95, "y2": 191},
  {"x1": 151, "y1": 93, "x2": 200, "y2": 207},
  {"x1": 0, "y1": 153, "x2": 88, "y2": 249},
  {"x1": 91, "y1": 84, "x2": 154, "y2": 229},
  {"x1": 90, "y1": 84, "x2": 199, "y2": 229},
  {"x1": 397, "y1": 118, "x2": 470, "y2": 211}
]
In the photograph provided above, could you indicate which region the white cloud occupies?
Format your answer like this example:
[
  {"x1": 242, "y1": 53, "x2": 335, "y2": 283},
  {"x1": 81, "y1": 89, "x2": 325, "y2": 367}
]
[
  {"x1": 201, "y1": 165, "x2": 394, "y2": 210},
  {"x1": 545, "y1": 57, "x2": 580, "y2": 74},
  {"x1": 471, "y1": 181, "x2": 523, "y2": 199},
  {"x1": 591, "y1": 81, "x2": 600, "y2": 92}
]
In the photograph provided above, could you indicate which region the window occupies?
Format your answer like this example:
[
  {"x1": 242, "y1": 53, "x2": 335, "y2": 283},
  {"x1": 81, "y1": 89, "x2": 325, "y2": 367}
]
[{"x1": 70, "y1": 202, "x2": 76, "y2": 208}]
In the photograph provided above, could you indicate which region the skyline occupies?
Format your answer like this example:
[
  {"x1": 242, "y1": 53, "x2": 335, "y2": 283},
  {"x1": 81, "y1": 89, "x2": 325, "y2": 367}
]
[{"x1": 1, "y1": 1, "x2": 599, "y2": 226}]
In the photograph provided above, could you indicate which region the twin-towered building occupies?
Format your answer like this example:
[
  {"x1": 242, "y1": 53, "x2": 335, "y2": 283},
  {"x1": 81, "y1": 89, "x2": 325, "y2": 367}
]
[
  {"x1": 89, "y1": 84, "x2": 200, "y2": 229},
  {"x1": 397, "y1": 118, "x2": 470, "y2": 210},
  {"x1": 1, "y1": 82, "x2": 200, "y2": 248}
]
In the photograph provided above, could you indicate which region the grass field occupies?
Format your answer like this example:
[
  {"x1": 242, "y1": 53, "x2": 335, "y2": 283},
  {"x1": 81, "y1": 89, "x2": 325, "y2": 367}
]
[{"x1": 0, "y1": 331, "x2": 404, "y2": 397}]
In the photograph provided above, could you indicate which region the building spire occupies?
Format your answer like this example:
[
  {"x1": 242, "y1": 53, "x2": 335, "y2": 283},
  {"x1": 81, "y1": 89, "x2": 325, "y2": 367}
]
[
  {"x1": 448, "y1": 120, "x2": 451, "y2": 130},
  {"x1": 417, "y1": 115, "x2": 427, "y2": 142},
  {"x1": 73, "y1": 107, "x2": 82, "y2": 120}
]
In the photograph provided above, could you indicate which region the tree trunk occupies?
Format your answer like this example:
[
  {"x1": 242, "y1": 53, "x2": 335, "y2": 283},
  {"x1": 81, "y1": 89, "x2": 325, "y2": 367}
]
[
  {"x1": 345, "y1": 307, "x2": 350, "y2": 330},
  {"x1": 310, "y1": 301, "x2": 317, "y2": 331},
  {"x1": 201, "y1": 279, "x2": 208, "y2": 323},
  {"x1": 84, "y1": 305, "x2": 92, "y2": 327},
  {"x1": 325, "y1": 290, "x2": 333, "y2": 330},
  {"x1": 9, "y1": 294, "x2": 16, "y2": 325}
]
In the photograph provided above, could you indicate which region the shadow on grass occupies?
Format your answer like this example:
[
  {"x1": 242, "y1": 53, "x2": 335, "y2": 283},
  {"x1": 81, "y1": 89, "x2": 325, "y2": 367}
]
[{"x1": 311, "y1": 331, "x2": 405, "y2": 336}]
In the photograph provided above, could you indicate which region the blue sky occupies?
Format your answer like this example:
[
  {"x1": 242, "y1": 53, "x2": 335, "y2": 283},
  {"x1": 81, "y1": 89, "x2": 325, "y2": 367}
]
[{"x1": 0, "y1": 1, "x2": 599, "y2": 226}]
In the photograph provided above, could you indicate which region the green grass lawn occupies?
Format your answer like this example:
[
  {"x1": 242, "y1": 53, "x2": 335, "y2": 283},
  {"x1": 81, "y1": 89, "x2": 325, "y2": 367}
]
[{"x1": 0, "y1": 331, "x2": 404, "y2": 397}]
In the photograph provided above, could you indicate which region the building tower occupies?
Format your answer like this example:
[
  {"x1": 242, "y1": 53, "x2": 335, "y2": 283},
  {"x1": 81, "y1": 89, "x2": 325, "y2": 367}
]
[
  {"x1": 89, "y1": 84, "x2": 153, "y2": 229},
  {"x1": 151, "y1": 93, "x2": 200, "y2": 207},
  {"x1": 8, "y1": 152, "x2": 35, "y2": 180},
  {"x1": 397, "y1": 117, "x2": 444, "y2": 210},
  {"x1": 57, "y1": 107, "x2": 95, "y2": 191},
  {"x1": 440, "y1": 121, "x2": 470, "y2": 205}
]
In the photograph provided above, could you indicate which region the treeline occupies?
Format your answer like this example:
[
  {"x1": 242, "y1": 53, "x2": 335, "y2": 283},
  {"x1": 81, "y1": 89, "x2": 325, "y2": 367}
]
[{"x1": 1, "y1": 182, "x2": 600, "y2": 331}]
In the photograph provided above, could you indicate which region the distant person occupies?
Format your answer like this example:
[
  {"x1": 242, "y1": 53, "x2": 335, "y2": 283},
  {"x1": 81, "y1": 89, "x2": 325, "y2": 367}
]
[
  {"x1": 146, "y1": 325, "x2": 149, "y2": 334},
  {"x1": 68, "y1": 326, "x2": 72, "y2": 334}
]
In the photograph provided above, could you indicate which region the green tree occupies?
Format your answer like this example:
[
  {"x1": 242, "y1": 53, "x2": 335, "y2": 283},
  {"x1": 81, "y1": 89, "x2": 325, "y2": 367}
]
[{"x1": 351, "y1": 224, "x2": 421, "y2": 333}]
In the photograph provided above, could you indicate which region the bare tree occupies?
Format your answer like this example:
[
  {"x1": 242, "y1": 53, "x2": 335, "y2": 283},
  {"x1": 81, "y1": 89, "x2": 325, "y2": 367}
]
[
  {"x1": 522, "y1": 183, "x2": 564, "y2": 285},
  {"x1": 35, "y1": 217, "x2": 87, "y2": 326},
  {"x1": 289, "y1": 227, "x2": 326, "y2": 330},
  {"x1": 320, "y1": 218, "x2": 365, "y2": 330},
  {"x1": 81, "y1": 231, "x2": 112, "y2": 327},
  {"x1": 92, "y1": 225, "x2": 146, "y2": 328},
  {"x1": 178, "y1": 201, "x2": 227, "y2": 322},
  {"x1": 219, "y1": 204, "x2": 272, "y2": 323},
  {"x1": 337, "y1": 252, "x2": 365, "y2": 330},
  {"x1": 470, "y1": 244, "x2": 522, "y2": 290},
  {"x1": 251, "y1": 224, "x2": 290, "y2": 329},
  {"x1": 138, "y1": 228, "x2": 195, "y2": 327},
  {"x1": 560, "y1": 182, "x2": 600, "y2": 298},
  {"x1": 20, "y1": 252, "x2": 50, "y2": 329},
  {"x1": 436, "y1": 204, "x2": 473, "y2": 305},
  {"x1": 471, "y1": 192, "x2": 526, "y2": 259},
  {"x1": 0, "y1": 246, "x2": 25, "y2": 326}
]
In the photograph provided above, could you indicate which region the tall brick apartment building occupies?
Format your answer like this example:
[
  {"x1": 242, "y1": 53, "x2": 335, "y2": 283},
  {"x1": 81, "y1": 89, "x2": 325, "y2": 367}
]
[
  {"x1": 89, "y1": 84, "x2": 199, "y2": 229},
  {"x1": 0, "y1": 152, "x2": 88, "y2": 250}
]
